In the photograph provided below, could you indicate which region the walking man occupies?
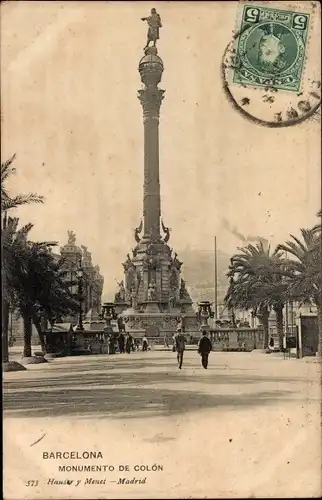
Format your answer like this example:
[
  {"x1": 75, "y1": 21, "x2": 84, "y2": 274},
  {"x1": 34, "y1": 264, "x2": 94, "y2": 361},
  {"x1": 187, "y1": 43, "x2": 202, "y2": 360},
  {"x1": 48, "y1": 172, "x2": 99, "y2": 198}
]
[
  {"x1": 198, "y1": 331, "x2": 212, "y2": 369},
  {"x1": 175, "y1": 328, "x2": 186, "y2": 369}
]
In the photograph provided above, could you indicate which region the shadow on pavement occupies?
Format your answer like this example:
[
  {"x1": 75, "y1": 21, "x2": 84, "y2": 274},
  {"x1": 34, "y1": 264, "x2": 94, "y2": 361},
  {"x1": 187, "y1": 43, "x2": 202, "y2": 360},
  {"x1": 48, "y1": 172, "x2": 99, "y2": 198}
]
[
  {"x1": 3, "y1": 350, "x2": 311, "y2": 419},
  {"x1": 3, "y1": 352, "x2": 309, "y2": 392},
  {"x1": 4, "y1": 385, "x2": 296, "y2": 419},
  {"x1": 3, "y1": 368, "x2": 308, "y2": 392}
]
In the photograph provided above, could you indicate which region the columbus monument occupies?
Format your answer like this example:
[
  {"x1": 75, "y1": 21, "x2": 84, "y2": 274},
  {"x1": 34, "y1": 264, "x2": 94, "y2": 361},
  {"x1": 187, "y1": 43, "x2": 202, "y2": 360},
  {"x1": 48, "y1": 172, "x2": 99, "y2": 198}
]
[{"x1": 114, "y1": 9, "x2": 198, "y2": 338}]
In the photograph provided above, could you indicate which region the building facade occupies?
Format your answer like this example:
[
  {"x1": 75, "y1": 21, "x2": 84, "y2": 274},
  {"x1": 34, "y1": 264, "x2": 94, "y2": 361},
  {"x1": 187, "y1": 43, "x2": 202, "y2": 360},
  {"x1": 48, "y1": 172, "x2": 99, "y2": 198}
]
[{"x1": 59, "y1": 231, "x2": 104, "y2": 321}]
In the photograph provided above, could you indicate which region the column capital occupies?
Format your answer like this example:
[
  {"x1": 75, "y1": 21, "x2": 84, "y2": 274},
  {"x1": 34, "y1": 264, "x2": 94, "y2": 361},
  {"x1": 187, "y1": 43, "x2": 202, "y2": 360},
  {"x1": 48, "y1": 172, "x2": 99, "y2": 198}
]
[{"x1": 138, "y1": 87, "x2": 165, "y2": 122}]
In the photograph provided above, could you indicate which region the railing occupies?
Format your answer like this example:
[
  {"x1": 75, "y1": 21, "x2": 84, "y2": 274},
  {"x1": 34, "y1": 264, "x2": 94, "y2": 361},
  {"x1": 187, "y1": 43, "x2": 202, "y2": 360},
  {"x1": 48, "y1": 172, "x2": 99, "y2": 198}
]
[
  {"x1": 210, "y1": 328, "x2": 262, "y2": 351},
  {"x1": 44, "y1": 328, "x2": 268, "y2": 355}
]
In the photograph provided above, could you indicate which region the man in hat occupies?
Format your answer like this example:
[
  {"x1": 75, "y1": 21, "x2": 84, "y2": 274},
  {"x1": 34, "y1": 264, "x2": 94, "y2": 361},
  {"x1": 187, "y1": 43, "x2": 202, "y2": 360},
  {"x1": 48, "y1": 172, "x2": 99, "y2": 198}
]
[
  {"x1": 174, "y1": 327, "x2": 186, "y2": 369},
  {"x1": 198, "y1": 331, "x2": 213, "y2": 369}
]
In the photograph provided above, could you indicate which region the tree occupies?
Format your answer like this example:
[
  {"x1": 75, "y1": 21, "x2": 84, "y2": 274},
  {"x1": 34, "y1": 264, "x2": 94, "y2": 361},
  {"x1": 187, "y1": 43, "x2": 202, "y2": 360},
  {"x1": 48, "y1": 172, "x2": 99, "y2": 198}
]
[
  {"x1": 30, "y1": 254, "x2": 80, "y2": 352},
  {"x1": 1, "y1": 155, "x2": 44, "y2": 211},
  {"x1": 277, "y1": 226, "x2": 322, "y2": 356},
  {"x1": 225, "y1": 242, "x2": 286, "y2": 350},
  {"x1": 2, "y1": 216, "x2": 33, "y2": 361},
  {"x1": 225, "y1": 258, "x2": 270, "y2": 349},
  {"x1": 1, "y1": 155, "x2": 44, "y2": 362},
  {"x1": 312, "y1": 209, "x2": 321, "y2": 235},
  {"x1": 6, "y1": 233, "x2": 79, "y2": 357}
]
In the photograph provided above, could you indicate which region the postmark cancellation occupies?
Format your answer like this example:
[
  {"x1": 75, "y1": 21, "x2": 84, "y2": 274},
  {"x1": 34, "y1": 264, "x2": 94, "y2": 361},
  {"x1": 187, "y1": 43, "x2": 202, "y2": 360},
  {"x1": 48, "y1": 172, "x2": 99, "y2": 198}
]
[{"x1": 223, "y1": 1, "x2": 321, "y2": 126}]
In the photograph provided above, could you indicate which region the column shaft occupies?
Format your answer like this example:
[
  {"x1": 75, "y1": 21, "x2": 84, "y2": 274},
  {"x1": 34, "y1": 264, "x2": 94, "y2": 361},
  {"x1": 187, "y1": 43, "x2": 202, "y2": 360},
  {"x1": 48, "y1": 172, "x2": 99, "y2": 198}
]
[{"x1": 143, "y1": 116, "x2": 160, "y2": 239}]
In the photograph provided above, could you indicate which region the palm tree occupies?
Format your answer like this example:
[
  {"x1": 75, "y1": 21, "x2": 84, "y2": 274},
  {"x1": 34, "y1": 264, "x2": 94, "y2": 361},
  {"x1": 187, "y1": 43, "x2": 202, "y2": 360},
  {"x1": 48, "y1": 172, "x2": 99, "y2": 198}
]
[
  {"x1": 313, "y1": 209, "x2": 321, "y2": 235},
  {"x1": 2, "y1": 216, "x2": 33, "y2": 361},
  {"x1": 277, "y1": 227, "x2": 322, "y2": 356},
  {"x1": 225, "y1": 242, "x2": 286, "y2": 350},
  {"x1": 1, "y1": 155, "x2": 44, "y2": 362},
  {"x1": 6, "y1": 235, "x2": 79, "y2": 357},
  {"x1": 226, "y1": 259, "x2": 270, "y2": 348},
  {"x1": 1, "y1": 155, "x2": 44, "y2": 212}
]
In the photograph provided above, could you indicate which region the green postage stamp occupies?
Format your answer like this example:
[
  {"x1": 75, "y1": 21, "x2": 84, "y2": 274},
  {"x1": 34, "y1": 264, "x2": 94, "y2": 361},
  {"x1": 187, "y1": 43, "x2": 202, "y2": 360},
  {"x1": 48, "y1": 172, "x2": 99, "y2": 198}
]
[{"x1": 233, "y1": 4, "x2": 310, "y2": 92}]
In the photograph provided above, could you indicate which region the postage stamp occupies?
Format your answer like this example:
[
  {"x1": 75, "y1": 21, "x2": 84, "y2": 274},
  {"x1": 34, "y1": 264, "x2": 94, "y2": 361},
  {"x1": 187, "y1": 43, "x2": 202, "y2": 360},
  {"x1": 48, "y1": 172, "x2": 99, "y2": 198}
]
[{"x1": 233, "y1": 4, "x2": 310, "y2": 92}]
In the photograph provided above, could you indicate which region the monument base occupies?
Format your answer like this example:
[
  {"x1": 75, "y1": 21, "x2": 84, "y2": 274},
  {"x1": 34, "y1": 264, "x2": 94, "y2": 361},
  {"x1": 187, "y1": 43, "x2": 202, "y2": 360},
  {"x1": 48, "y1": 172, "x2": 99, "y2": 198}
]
[{"x1": 119, "y1": 305, "x2": 199, "y2": 339}]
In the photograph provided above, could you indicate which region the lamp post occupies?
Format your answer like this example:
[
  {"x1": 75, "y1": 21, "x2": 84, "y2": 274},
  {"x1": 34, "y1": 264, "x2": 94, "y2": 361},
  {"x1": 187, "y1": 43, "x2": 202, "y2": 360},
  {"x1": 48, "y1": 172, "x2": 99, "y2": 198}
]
[
  {"x1": 102, "y1": 302, "x2": 116, "y2": 354},
  {"x1": 197, "y1": 301, "x2": 214, "y2": 332},
  {"x1": 75, "y1": 263, "x2": 84, "y2": 331},
  {"x1": 214, "y1": 236, "x2": 218, "y2": 320},
  {"x1": 228, "y1": 275, "x2": 237, "y2": 328}
]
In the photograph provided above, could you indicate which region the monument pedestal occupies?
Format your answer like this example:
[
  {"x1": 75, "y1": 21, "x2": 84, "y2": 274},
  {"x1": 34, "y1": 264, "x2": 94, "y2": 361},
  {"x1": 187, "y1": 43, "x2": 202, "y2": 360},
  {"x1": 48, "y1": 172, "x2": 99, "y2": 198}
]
[
  {"x1": 114, "y1": 239, "x2": 199, "y2": 338},
  {"x1": 143, "y1": 301, "x2": 161, "y2": 314},
  {"x1": 120, "y1": 308, "x2": 198, "y2": 339}
]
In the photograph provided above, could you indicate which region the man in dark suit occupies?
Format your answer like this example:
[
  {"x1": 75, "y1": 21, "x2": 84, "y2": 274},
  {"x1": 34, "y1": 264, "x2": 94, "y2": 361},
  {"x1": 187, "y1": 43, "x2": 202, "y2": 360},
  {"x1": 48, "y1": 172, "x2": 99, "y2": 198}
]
[{"x1": 198, "y1": 331, "x2": 213, "y2": 369}]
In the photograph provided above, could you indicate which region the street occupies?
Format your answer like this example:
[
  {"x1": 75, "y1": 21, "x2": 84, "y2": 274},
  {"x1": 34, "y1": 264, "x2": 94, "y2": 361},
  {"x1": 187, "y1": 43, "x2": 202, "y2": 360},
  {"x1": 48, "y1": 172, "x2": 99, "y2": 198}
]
[{"x1": 3, "y1": 350, "x2": 321, "y2": 499}]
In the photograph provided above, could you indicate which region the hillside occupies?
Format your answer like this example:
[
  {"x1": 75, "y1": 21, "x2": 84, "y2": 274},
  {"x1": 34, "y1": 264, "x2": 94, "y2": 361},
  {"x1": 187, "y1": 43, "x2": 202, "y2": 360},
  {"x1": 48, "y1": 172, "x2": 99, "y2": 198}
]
[{"x1": 179, "y1": 247, "x2": 230, "y2": 305}]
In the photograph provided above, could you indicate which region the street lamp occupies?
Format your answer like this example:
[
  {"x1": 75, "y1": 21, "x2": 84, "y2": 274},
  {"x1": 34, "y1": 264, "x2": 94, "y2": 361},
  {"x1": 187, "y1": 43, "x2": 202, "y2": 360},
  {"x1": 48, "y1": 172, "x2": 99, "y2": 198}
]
[
  {"x1": 75, "y1": 263, "x2": 84, "y2": 331},
  {"x1": 197, "y1": 301, "x2": 214, "y2": 331},
  {"x1": 228, "y1": 275, "x2": 237, "y2": 328},
  {"x1": 102, "y1": 302, "x2": 117, "y2": 354}
]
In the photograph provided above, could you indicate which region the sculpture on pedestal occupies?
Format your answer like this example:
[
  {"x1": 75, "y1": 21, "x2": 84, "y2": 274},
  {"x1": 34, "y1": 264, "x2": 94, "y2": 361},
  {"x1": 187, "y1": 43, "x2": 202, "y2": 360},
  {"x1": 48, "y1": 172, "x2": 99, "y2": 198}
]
[
  {"x1": 161, "y1": 219, "x2": 171, "y2": 243},
  {"x1": 134, "y1": 220, "x2": 143, "y2": 243},
  {"x1": 135, "y1": 269, "x2": 142, "y2": 293},
  {"x1": 67, "y1": 230, "x2": 76, "y2": 245},
  {"x1": 125, "y1": 270, "x2": 135, "y2": 296},
  {"x1": 172, "y1": 252, "x2": 183, "y2": 270},
  {"x1": 147, "y1": 280, "x2": 157, "y2": 301},
  {"x1": 170, "y1": 267, "x2": 179, "y2": 294},
  {"x1": 169, "y1": 294, "x2": 177, "y2": 309},
  {"x1": 130, "y1": 288, "x2": 139, "y2": 311},
  {"x1": 141, "y1": 8, "x2": 162, "y2": 50},
  {"x1": 179, "y1": 279, "x2": 191, "y2": 301},
  {"x1": 115, "y1": 280, "x2": 126, "y2": 302}
]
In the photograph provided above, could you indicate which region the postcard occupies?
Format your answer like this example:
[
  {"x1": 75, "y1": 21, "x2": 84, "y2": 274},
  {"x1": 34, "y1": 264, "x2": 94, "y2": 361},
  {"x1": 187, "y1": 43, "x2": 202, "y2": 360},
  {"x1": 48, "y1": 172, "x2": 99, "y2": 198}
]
[{"x1": 2, "y1": 1, "x2": 321, "y2": 499}]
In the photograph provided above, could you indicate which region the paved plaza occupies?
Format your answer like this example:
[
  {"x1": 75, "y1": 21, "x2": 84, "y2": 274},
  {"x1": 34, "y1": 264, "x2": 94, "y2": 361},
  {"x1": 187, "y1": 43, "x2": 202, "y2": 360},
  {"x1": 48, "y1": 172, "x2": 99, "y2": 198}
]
[{"x1": 3, "y1": 349, "x2": 321, "y2": 499}]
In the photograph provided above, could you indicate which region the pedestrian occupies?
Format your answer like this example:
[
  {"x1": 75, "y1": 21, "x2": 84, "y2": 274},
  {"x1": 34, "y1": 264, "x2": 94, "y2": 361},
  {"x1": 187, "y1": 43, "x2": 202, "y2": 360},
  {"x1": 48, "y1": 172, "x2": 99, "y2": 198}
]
[
  {"x1": 125, "y1": 333, "x2": 133, "y2": 354},
  {"x1": 142, "y1": 335, "x2": 148, "y2": 352},
  {"x1": 175, "y1": 328, "x2": 186, "y2": 369},
  {"x1": 198, "y1": 331, "x2": 212, "y2": 369},
  {"x1": 118, "y1": 332, "x2": 125, "y2": 354}
]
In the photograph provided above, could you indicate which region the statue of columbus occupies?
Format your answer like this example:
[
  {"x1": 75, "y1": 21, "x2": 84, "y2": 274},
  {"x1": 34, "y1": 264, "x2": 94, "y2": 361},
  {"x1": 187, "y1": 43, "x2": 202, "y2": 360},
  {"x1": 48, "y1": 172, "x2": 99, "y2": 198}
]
[{"x1": 141, "y1": 8, "x2": 162, "y2": 50}]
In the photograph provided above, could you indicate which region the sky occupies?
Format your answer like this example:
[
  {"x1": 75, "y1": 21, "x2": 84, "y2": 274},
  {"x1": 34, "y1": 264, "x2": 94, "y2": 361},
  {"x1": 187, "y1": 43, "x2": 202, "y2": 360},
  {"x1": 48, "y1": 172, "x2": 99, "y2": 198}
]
[{"x1": 1, "y1": 1, "x2": 321, "y2": 299}]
